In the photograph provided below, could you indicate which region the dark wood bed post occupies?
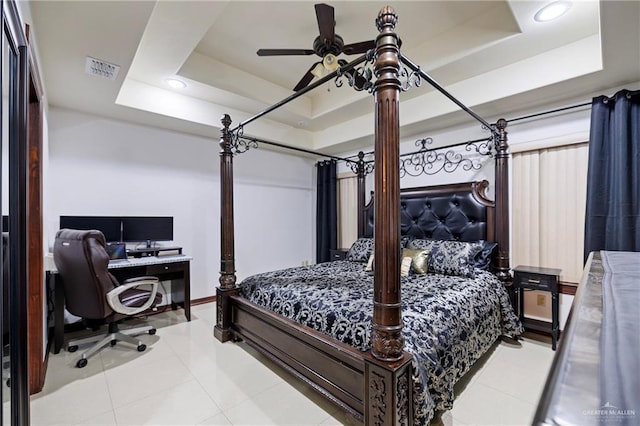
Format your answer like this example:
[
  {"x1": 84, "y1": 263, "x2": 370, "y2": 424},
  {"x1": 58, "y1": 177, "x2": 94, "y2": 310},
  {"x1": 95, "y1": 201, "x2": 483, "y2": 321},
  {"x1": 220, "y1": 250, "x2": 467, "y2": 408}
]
[
  {"x1": 214, "y1": 114, "x2": 239, "y2": 342},
  {"x1": 371, "y1": 4, "x2": 403, "y2": 364},
  {"x1": 493, "y1": 118, "x2": 511, "y2": 285},
  {"x1": 356, "y1": 151, "x2": 366, "y2": 237},
  {"x1": 364, "y1": 6, "x2": 413, "y2": 425}
]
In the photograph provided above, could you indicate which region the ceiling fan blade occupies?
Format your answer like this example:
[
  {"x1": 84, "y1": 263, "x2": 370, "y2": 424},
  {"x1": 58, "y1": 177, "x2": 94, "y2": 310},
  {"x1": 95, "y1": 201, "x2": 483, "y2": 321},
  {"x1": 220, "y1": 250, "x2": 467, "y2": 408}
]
[
  {"x1": 342, "y1": 40, "x2": 376, "y2": 55},
  {"x1": 315, "y1": 3, "x2": 335, "y2": 43},
  {"x1": 293, "y1": 61, "x2": 322, "y2": 92},
  {"x1": 257, "y1": 48, "x2": 315, "y2": 56}
]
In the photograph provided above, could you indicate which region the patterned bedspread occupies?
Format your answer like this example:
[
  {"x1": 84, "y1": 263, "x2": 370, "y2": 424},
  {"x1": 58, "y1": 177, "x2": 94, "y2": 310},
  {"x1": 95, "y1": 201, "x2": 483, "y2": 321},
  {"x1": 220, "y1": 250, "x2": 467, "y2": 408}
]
[{"x1": 239, "y1": 260, "x2": 523, "y2": 424}]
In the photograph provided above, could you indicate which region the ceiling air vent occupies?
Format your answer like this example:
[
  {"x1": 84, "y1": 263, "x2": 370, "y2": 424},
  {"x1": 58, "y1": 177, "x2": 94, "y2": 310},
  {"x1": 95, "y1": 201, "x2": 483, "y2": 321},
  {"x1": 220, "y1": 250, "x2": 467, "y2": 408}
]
[{"x1": 84, "y1": 56, "x2": 120, "y2": 81}]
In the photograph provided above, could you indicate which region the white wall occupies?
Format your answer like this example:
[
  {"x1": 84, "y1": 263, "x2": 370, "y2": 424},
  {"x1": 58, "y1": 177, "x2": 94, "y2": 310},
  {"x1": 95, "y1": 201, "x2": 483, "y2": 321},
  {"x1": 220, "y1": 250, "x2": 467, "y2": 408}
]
[{"x1": 47, "y1": 107, "x2": 315, "y2": 300}]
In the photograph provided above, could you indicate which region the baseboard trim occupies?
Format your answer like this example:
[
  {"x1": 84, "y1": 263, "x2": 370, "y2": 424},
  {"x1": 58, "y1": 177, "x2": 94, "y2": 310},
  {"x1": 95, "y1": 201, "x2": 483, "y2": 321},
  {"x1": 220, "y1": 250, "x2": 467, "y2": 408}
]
[
  {"x1": 191, "y1": 295, "x2": 216, "y2": 305},
  {"x1": 558, "y1": 280, "x2": 578, "y2": 296}
]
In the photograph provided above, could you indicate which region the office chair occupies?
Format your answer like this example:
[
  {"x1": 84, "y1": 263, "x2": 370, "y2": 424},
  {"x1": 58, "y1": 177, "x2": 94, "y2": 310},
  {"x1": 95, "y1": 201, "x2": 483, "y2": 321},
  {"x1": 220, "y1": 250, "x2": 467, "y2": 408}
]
[{"x1": 53, "y1": 229, "x2": 162, "y2": 368}]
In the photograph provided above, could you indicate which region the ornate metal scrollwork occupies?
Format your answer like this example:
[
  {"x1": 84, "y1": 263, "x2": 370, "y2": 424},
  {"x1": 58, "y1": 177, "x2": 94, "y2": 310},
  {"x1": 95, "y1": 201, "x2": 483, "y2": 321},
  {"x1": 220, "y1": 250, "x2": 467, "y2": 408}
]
[
  {"x1": 229, "y1": 125, "x2": 258, "y2": 155},
  {"x1": 347, "y1": 151, "x2": 375, "y2": 176},
  {"x1": 398, "y1": 63, "x2": 422, "y2": 92},
  {"x1": 335, "y1": 50, "x2": 376, "y2": 92},
  {"x1": 465, "y1": 137, "x2": 494, "y2": 157},
  {"x1": 399, "y1": 137, "x2": 493, "y2": 178}
]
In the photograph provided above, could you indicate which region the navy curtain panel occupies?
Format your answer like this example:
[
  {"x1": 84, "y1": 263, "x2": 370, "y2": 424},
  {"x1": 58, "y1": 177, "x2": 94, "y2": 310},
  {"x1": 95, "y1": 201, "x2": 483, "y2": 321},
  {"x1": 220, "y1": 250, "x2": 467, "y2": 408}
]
[
  {"x1": 584, "y1": 89, "x2": 640, "y2": 261},
  {"x1": 316, "y1": 160, "x2": 337, "y2": 263}
]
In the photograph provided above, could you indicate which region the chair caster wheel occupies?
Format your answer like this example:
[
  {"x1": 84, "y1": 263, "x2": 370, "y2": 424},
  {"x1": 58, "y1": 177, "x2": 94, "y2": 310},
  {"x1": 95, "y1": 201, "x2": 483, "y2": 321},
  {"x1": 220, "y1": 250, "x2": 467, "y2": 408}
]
[
  {"x1": 110, "y1": 340, "x2": 117, "y2": 346},
  {"x1": 148, "y1": 329, "x2": 156, "y2": 335},
  {"x1": 68, "y1": 345, "x2": 78, "y2": 353},
  {"x1": 76, "y1": 358, "x2": 88, "y2": 368},
  {"x1": 137, "y1": 344, "x2": 146, "y2": 352}
]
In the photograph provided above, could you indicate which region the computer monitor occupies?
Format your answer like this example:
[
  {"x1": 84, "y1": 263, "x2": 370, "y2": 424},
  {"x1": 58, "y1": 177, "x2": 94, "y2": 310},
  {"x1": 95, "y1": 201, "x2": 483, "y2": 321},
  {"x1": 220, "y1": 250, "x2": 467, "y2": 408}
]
[
  {"x1": 122, "y1": 216, "x2": 173, "y2": 247},
  {"x1": 59, "y1": 216, "x2": 122, "y2": 242}
]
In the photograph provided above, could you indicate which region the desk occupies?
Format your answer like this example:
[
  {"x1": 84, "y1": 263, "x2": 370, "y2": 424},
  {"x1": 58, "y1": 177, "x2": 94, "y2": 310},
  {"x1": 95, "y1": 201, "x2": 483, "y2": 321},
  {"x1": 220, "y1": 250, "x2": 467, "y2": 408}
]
[{"x1": 46, "y1": 255, "x2": 192, "y2": 354}]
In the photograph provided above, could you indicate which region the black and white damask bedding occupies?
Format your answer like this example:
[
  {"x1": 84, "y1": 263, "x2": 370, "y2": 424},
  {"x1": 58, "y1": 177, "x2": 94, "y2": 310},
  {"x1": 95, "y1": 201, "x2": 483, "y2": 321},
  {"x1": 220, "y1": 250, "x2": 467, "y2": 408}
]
[{"x1": 239, "y1": 260, "x2": 523, "y2": 424}]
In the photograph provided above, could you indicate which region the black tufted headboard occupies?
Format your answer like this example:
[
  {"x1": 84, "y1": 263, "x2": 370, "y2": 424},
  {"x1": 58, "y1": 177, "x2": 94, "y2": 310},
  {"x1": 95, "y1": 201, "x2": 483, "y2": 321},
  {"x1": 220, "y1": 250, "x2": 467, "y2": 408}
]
[{"x1": 361, "y1": 180, "x2": 495, "y2": 243}]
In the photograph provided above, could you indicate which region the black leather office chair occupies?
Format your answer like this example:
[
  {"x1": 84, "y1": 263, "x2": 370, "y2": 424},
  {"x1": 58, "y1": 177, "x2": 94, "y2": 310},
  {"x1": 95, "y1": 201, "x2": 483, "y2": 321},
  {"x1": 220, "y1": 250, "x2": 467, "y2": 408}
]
[{"x1": 53, "y1": 229, "x2": 162, "y2": 368}]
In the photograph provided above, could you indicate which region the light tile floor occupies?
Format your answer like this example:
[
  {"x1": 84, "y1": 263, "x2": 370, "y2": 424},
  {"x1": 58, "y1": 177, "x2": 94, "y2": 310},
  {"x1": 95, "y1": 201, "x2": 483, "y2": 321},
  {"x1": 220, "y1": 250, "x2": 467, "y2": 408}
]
[{"x1": 30, "y1": 303, "x2": 555, "y2": 425}]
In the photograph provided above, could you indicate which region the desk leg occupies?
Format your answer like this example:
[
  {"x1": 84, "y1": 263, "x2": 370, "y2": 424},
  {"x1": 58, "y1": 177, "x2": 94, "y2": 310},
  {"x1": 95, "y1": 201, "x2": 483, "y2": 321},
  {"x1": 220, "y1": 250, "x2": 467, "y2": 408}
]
[
  {"x1": 52, "y1": 274, "x2": 64, "y2": 354},
  {"x1": 183, "y1": 263, "x2": 190, "y2": 321},
  {"x1": 552, "y1": 292, "x2": 559, "y2": 350},
  {"x1": 168, "y1": 262, "x2": 191, "y2": 321}
]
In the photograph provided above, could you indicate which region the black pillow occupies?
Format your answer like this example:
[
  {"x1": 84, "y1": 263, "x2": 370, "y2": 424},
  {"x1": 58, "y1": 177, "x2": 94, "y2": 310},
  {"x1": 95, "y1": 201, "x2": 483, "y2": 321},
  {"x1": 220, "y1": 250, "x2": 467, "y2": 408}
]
[{"x1": 475, "y1": 241, "x2": 497, "y2": 270}]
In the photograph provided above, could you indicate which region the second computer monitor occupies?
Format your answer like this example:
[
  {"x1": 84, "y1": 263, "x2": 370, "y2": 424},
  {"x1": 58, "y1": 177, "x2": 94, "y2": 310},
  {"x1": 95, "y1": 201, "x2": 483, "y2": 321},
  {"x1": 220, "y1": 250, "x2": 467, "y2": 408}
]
[
  {"x1": 59, "y1": 216, "x2": 122, "y2": 242},
  {"x1": 122, "y1": 216, "x2": 173, "y2": 247}
]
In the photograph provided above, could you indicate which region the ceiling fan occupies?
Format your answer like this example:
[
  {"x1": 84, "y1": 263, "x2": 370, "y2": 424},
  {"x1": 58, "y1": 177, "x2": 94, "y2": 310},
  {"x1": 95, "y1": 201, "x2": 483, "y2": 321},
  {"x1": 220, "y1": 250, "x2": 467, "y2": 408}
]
[{"x1": 256, "y1": 3, "x2": 375, "y2": 91}]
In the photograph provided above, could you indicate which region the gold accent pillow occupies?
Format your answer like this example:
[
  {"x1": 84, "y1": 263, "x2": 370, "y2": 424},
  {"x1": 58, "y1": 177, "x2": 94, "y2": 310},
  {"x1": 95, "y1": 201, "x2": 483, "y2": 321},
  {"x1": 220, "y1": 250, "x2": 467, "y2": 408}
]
[
  {"x1": 400, "y1": 256, "x2": 413, "y2": 277},
  {"x1": 401, "y1": 248, "x2": 430, "y2": 274}
]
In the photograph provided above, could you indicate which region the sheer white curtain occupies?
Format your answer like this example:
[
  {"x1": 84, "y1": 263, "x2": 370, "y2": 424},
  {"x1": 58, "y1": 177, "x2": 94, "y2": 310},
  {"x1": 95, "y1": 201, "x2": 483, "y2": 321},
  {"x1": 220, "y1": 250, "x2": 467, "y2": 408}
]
[
  {"x1": 512, "y1": 142, "x2": 588, "y2": 283},
  {"x1": 337, "y1": 173, "x2": 358, "y2": 249}
]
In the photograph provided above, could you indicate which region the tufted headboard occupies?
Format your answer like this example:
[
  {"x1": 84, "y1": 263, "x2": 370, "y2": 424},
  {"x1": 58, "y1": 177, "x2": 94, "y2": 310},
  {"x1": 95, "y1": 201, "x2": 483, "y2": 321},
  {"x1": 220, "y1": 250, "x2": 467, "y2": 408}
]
[{"x1": 361, "y1": 180, "x2": 495, "y2": 243}]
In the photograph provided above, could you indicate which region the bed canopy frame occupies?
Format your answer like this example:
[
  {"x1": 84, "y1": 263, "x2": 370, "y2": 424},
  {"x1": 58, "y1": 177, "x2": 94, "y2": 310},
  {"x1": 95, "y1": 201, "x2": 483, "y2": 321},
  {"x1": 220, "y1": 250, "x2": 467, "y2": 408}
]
[{"x1": 214, "y1": 6, "x2": 510, "y2": 423}]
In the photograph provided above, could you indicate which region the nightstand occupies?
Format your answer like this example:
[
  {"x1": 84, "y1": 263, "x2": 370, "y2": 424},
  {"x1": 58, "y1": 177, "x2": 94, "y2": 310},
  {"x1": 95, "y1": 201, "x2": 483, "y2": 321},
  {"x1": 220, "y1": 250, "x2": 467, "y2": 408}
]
[
  {"x1": 513, "y1": 265, "x2": 561, "y2": 350},
  {"x1": 329, "y1": 248, "x2": 349, "y2": 261}
]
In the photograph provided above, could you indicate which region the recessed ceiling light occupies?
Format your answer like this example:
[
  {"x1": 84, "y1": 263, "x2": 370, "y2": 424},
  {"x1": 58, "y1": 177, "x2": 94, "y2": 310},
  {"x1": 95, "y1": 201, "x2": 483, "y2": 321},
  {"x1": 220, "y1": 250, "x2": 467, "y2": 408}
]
[
  {"x1": 534, "y1": 1, "x2": 572, "y2": 22},
  {"x1": 166, "y1": 78, "x2": 186, "y2": 89}
]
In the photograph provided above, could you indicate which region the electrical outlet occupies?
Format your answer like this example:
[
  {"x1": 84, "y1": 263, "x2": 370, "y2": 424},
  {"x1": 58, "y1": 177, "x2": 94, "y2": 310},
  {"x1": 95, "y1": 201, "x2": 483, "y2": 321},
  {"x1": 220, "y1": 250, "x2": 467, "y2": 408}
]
[
  {"x1": 537, "y1": 294, "x2": 546, "y2": 306},
  {"x1": 302, "y1": 260, "x2": 309, "y2": 267}
]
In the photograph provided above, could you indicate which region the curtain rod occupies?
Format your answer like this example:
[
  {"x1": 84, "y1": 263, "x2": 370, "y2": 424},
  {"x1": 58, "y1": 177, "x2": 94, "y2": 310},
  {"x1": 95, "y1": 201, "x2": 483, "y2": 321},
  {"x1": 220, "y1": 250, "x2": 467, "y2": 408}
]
[
  {"x1": 506, "y1": 101, "x2": 592, "y2": 124},
  {"x1": 506, "y1": 89, "x2": 640, "y2": 124}
]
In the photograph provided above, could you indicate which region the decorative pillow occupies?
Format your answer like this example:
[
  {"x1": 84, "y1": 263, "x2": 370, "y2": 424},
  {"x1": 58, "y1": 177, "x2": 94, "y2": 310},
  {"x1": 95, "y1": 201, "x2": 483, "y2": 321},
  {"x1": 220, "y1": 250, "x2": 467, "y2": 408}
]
[
  {"x1": 347, "y1": 237, "x2": 412, "y2": 263},
  {"x1": 401, "y1": 235, "x2": 411, "y2": 248},
  {"x1": 401, "y1": 248, "x2": 429, "y2": 274},
  {"x1": 407, "y1": 238, "x2": 436, "y2": 251},
  {"x1": 427, "y1": 240, "x2": 484, "y2": 278},
  {"x1": 365, "y1": 253, "x2": 375, "y2": 271},
  {"x1": 400, "y1": 256, "x2": 413, "y2": 277},
  {"x1": 346, "y1": 238, "x2": 374, "y2": 263},
  {"x1": 475, "y1": 240, "x2": 498, "y2": 270}
]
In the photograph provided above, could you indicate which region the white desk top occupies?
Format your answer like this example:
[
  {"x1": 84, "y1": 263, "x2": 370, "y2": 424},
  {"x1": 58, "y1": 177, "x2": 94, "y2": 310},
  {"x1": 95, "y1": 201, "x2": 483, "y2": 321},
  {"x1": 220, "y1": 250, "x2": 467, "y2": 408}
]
[{"x1": 44, "y1": 253, "x2": 192, "y2": 273}]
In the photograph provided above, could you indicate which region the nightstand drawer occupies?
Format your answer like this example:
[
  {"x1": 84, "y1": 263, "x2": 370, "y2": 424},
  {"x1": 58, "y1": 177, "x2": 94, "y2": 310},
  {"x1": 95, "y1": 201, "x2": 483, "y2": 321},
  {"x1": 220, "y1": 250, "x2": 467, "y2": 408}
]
[{"x1": 514, "y1": 272, "x2": 556, "y2": 291}]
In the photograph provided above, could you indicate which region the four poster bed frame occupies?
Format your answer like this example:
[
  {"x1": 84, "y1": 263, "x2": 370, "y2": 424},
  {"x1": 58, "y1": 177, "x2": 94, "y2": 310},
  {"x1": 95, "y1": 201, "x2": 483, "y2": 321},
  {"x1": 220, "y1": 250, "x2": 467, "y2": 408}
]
[{"x1": 214, "y1": 6, "x2": 511, "y2": 424}]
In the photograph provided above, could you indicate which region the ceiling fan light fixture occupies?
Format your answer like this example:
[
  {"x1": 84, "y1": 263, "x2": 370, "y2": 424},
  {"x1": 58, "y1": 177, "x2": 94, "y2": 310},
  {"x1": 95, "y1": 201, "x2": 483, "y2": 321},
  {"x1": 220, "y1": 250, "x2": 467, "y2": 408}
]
[
  {"x1": 322, "y1": 53, "x2": 339, "y2": 72},
  {"x1": 311, "y1": 63, "x2": 326, "y2": 78}
]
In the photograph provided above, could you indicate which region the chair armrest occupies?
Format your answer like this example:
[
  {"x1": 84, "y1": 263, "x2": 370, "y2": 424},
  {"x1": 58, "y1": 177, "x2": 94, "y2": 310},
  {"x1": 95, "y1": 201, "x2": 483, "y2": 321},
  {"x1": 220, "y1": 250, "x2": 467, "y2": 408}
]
[{"x1": 106, "y1": 278, "x2": 159, "y2": 316}]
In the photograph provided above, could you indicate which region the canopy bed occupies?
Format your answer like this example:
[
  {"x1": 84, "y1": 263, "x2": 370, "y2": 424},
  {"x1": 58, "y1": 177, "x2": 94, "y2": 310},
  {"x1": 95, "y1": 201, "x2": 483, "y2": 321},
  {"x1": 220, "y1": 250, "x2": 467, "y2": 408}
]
[{"x1": 214, "y1": 6, "x2": 519, "y2": 424}]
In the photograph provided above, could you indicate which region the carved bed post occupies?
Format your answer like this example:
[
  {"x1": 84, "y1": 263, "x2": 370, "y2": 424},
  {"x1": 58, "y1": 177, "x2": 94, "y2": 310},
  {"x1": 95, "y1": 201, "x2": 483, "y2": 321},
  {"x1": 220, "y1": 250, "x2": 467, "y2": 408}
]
[
  {"x1": 371, "y1": 4, "x2": 403, "y2": 363},
  {"x1": 493, "y1": 118, "x2": 511, "y2": 287},
  {"x1": 214, "y1": 114, "x2": 239, "y2": 342},
  {"x1": 365, "y1": 6, "x2": 413, "y2": 425},
  {"x1": 356, "y1": 151, "x2": 366, "y2": 237}
]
